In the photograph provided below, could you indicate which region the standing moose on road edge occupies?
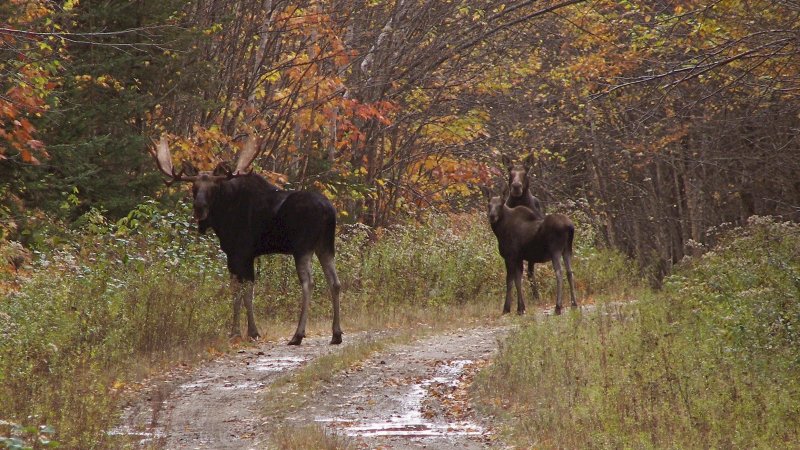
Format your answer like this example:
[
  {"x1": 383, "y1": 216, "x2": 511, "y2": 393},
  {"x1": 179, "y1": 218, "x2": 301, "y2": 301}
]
[
  {"x1": 151, "y1": 135, "x2": 342, "y2": 345},
  {"x1": 482, "y1": 182, "x2": 577, "y2": 315},
  {"x1": 502, "y1": 154, "x2": 545, "y2": 299}
]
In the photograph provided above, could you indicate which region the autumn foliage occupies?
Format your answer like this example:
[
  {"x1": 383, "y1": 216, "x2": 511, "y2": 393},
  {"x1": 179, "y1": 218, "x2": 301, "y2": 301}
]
[
  {"x1": 0, "y1": 0, "x2": 797, "y2": 276},
  {"x1": 0, "y1": 0, "x2": 60, "y2": 163}
]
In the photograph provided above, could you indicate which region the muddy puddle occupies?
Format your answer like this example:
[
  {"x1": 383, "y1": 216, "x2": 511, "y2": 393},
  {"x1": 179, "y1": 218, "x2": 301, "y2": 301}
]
[
  {"x1": 113, "y1": 326, "x2": 515, "y2": 448},
  {"x1": 319, "y1": 359, "x2": 483, "y2": 438},
  {"x1": 300, "y1": 326, "x2": 510, "y2": 449},
  {"x1": 113, "y1": 336, "x2": 339, "y2": 448}
]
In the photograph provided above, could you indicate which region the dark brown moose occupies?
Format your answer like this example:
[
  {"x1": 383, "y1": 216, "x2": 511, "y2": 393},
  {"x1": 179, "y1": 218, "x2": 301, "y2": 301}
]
[
  {"x1": 482, "y1": 183, "x2": 577, "y2": 315},
  {"x1": 502, "y1": 154, "x2": 545, "y2": 217},
  {"x1": 502, "y1": 154, "x2": 545, "y2": 299},
  {"x1": 151, "y1": 135, "x2": 342, "y2": 345}
]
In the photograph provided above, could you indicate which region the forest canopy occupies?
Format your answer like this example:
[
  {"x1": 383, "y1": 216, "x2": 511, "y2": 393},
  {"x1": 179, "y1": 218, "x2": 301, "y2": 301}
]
[{"x1": 2, "y1": 0, "x2": 798, "y2": 277}]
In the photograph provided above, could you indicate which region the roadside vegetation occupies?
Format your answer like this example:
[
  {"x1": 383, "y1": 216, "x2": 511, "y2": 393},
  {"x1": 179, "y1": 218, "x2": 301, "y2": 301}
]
[
  {"x1": 269, "y1": 424, "x2": 353, "y2": 450},
  {"x1": 0, "y1": 197, "x2": 622, "y2": 447},
  {"x1": 475, "y1": 217, "x2": 800, "y2": 448},
  {"x1": 6, "y1": 194, "x2": 795, "y2": 449}
]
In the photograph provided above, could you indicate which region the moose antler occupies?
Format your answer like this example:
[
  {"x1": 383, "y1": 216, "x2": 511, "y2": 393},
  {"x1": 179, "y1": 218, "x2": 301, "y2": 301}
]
[
  {"x1": 149, "y1": 135, "x2": 197, "y2": 185},
  {"x1": 233, "y1": 134, "x2": 261, "y2": 176}
]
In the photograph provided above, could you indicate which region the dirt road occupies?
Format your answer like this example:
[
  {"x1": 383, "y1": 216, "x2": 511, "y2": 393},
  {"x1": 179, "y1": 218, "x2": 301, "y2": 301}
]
[{"x1": 115, "y1": 325, "x2": 510, "y2": 449}]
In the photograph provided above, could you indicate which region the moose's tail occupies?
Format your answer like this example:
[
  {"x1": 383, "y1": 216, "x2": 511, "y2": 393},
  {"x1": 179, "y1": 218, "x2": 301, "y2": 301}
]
[
  {"x1": 567, "y1": 222, "x2": 575, "y2": 255},
  {"x1": 323, "y1": 202, "x2": 337, "y2": 257}
]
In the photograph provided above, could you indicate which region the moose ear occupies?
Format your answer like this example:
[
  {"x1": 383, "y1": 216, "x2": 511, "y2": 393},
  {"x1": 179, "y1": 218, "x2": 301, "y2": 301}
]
[
  {"x1": 498, "y1": 179, "x2": 510, "y2": 198},
  {"x1": 213, "y1": 162, "x2": 232, "y2": 177},
  {"x1": 522, "y1": 152, "x2": 534, "y2": 172},
  {"x1": 479, "y1": 185, "x2": 492, "y2": 199},
  {"x1": 501, "y1": 154, "x2": 513, "y2": 171},
  {"x1": 181, "y1": 161, "x2": 199, "y2": 176}
]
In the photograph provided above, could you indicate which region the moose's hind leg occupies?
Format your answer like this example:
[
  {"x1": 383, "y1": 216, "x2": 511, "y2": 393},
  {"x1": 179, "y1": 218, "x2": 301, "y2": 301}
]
[
  {"x1": 527, "y1": 262, "x2": 540, "y2": 301},
  {"x1": 515, "y1": 263, "x2": 526, "y2": 315},
  {"x1": 318, "y1": 251, "x2": 342, "y2": 345},
  {"x1": 288, "y1": 253, "x2": 314, "y2": 345},
  {"x1": 563, "y1": 251, "x2": 577, "y2": 308},
  {"x1": 551, "y1": 253, "x2": 564, "y2": 315}
]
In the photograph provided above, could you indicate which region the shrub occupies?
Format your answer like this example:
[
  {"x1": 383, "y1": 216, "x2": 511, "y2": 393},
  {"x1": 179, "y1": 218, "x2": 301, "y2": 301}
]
[
  {"x1": 0, "y1": 200, "x2": 230, "y2": 448},
  {"x1": 475, "y1": 216, "x2": 800, "y2": 448}
]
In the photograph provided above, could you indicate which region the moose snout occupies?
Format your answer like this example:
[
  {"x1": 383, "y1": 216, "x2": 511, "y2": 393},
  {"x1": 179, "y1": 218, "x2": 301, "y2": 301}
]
[
  {"x1": 194, "y1": 204, "x2": 209, "y2": 221},
  {"x1": 510, "y1": 182, "x2": 524, "y2": 196}
]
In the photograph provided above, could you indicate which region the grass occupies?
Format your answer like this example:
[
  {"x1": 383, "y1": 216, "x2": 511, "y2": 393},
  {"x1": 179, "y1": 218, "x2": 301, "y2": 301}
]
[
  {"x1": 0, "y1": 198, "x2": 630, "y2": 447},
  {"x1": 474, "y1": 216, "x2": 800, "y2": 448},
  {"x1": 269, "y1": 424, "x2": 353, "y2": 450},
  {"x1": 262, "y1": 331, "x2": 415, "y2": 419}
]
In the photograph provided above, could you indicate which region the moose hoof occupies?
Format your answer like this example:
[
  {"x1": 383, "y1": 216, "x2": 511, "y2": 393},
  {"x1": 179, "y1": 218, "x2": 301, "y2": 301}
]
[
  {"x1": 287, "y1": 335, "x2": 304, "y2": 346},
  {"x1": 330, "y1": 333, "x2": 343, "y2": 345}
]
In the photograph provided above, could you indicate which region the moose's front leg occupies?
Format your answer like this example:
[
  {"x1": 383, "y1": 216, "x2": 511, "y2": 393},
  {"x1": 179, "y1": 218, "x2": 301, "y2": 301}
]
[
  {"x1": 229, "y1": 257, "x2": 260, "y2": 340},
  {"x1": 242, "y1": 280, "x2": 259, "y2": 339},
  {"x1": 230, "y1": 276, "x2": 244, "y2": 338},
  {"x1": 503, "y1": 259, "x2": 519, "y2": 314}
]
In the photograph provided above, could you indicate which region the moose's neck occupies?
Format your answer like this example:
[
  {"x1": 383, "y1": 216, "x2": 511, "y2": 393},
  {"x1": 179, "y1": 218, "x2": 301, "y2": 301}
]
[{"x1": 506, "y1": 192, "x2": 530, "y2": 208}]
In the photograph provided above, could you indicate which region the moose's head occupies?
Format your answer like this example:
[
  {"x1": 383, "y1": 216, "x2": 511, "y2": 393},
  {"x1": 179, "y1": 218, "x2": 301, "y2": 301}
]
[
  {"x1": 480, "y1": 182, "x2": 508, "y2": 225},
  {"x1": 150, "y1": 135, "x2": 260, "y2": 223},
  {"x1": 502, "y1": 153, "x2": 533, "y2": 199}
]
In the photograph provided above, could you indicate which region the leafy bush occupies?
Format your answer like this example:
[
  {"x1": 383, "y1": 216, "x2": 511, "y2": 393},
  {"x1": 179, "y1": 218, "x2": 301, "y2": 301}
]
[
  {"x1": 0, "y1": 199, "x2": 230, "y2": 448},
  {"x1": 663, "y1": 216, "x2": 800, "y2": 365},
  {"x1": 475, "y1": 216, "x2": 800, "y2": 448},
  {"x1": 0, "y1": 421, "x2": 57, "y2": 450}
]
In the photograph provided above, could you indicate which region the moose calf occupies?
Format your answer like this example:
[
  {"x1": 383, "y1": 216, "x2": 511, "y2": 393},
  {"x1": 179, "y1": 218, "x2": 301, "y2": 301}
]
[
  {"x1": 483, "y1": 186, "x2": 577, "y2": 315},
  {"x1": 502, "y1": 154, "x2": 545, "y2": 218}
]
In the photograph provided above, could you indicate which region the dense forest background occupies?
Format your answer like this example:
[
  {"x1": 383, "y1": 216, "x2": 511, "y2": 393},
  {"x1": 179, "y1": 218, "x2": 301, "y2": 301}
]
[{"x1": 2, "y1": 0, "x2": 799, "y2": 280}]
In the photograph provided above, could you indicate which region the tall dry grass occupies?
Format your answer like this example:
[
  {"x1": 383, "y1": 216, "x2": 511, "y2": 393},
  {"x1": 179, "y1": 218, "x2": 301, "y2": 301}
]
[{"x1": 474, "y1": 217, "x2": 800, "y2": 448}]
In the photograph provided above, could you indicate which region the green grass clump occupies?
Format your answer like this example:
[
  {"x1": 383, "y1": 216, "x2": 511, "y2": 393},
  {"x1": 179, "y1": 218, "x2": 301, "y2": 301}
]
[
  {"x1": 0, "y1": 200, "x2": 231, "y2": 448},
  {"x1": 269, "y1": 424, "x2": 352, "y2": 450},
  {"x1": 474, "y1": 216, "x2": 800, "y2": 448}
]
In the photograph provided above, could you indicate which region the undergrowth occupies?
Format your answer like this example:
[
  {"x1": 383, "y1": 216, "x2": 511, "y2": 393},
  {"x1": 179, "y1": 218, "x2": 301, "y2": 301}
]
[
  {"x1": 269, "y1": 424, "x2": 353, "y2": 450},
  {"x1": 475, "y1": 216, "x2": 800, "y2": 448},
  {"x1": 0, "y1": 197, "x2": 626, "y2": 447}
]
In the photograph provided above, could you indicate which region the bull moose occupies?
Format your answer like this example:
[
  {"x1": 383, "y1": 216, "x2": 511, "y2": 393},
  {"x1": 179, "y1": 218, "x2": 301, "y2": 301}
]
[{"x1": 151, "y1": 135, "x2": 342, "y2": 345}]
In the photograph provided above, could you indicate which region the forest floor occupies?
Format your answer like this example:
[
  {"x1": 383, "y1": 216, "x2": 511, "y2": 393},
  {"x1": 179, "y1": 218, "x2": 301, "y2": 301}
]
[{"x1": 113, "y1": 310, "x2": 567, "y2": 449}]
